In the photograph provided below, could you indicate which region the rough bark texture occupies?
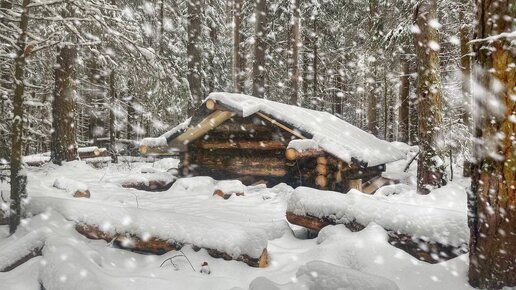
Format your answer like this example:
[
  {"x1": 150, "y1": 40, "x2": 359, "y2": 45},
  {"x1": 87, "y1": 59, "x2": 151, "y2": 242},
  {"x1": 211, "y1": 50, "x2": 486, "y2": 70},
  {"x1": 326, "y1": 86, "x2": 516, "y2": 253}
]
[
  {"x1": 413, "y1": 0, "x2": 444, "y2": 194},
  {"x1": 468, "y1": 0, "x2": 515, "y2": 288},
  {"x1": 252, "y1": 0, "x2": 267, "y2": 98},
  {"x1": 51, "y1": 44, "x2": 77, "y2": 165},
  {"x1": 109, "y1": 70, "x2": 117, "y2": 163},
  {"x1": 289, "y1": 0, "x2": 300, "y2": 105},
  {"x1": 232, "y1": 0, "x2": 245, "y2": 92},
  {"x1": 398, "y1": 59, "x2": 410, "y2": 143},
  {"x1": 9, "y1": 0, "x2": 30, "y2": 234},
  {"x1": 187, "y1": 0, "x2": 203, "y2": 108},
  {"x1": 0, "y1": 0, "x2": 13, "y2": 161}
]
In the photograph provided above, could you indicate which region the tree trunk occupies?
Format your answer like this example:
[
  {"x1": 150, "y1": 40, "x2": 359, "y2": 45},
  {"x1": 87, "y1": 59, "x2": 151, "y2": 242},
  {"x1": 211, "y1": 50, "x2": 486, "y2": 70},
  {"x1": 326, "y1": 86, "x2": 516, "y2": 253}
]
[
  {"x1": 413, "y1": 0, "x2": 444, "y2": 194},
  {"x1": 9, "y1": 0, "x2": 30, "y2": 234},
  {"x1": 0, "y1": 0, "x2": 13, "y2": 162},
  {"x1": 51, "y1": 44, "x2": 77, "y2": 165},
  {"x1": 233, "y1": 0, "x2": 245, "y2": 93},
  {"x1": 312, "y1": 18, "x2": 318, "y2": 107},
  {"x1": 398, "y1": 58, "x2": 410, "y2": 143},
  {"x1": 301, "y1": 33, "x2": 310, "y2": 106},
  {"x1": 252, "y1": 0, "x2": 267, "y2": 98},
  {"x1": 109, "y1": 70, "x2": 117, "y2": 163},
  {"x1": 468, "y1": 0, "x2": 515, "y2": 288},
  {"x1": 187, "y1": 0, "x2": 203, "y2": 108},
  {"x1": 367, "y1": 0, "x2": 379, "y2": 137},
  {"x1": 289, "y1": 0, "x2": 300, "y2": 105}
]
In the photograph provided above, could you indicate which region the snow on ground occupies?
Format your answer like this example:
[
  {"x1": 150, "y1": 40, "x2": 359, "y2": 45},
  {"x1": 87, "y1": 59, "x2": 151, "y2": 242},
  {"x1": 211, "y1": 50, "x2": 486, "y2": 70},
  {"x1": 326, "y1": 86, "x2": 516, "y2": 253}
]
[{"x1": 0, "y1": 156, "x2": 475, "y2": 290}]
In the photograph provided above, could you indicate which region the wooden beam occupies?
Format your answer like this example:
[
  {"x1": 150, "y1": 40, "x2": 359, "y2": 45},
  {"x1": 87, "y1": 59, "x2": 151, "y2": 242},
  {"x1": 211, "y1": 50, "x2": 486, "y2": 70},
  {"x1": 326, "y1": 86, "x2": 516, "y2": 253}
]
[
  {"x1": 172, "y1": 110, "x2": 235, "y2": 147},
  {"x1": 256, "y1": 112, "x2": 306, "y2": 139}
]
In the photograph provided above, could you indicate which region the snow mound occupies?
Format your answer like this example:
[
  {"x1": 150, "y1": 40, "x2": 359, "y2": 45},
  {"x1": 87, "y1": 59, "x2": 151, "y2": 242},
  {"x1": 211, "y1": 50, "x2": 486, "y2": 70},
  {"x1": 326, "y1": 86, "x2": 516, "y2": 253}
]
[
  {"x1": 215, "y1": 180, "x2": 245, "y2": 194},
  {"x1": 247, "y1": 260, "x2": 399, "y2": 290},
  {"x1": 287, "y1": 187, "x2": 468, "y2": 246},
  {"x1": 53, "y1": 177, "x2": 89, "y2": 195},
  {"x1": 106, "y1": 172, "x2": 175, "y2": 187}
]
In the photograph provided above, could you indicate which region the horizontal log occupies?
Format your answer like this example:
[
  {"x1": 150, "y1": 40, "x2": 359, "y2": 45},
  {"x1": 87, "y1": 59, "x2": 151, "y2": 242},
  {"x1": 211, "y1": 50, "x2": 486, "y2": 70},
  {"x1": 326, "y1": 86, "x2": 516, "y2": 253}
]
[
  {"x1": 315, "y1": 175, "x2": 327, "y2": 188},
  {"x1": 286, "y1": 212, "x2": 464, "y2": 264},
  {"x1": 197, "y1": 140, "x2": 286, "y2": 150},
  {"x1": 121, "y1": 179, "x2": 174, "y2": 192},
  {"x1": 0, "y1": 247, "x2": 42, "y2": 272},
  {"x1": 286, "y1": 212, "x2": 332, "y2": 231},
  {"x1": 213, "y1": 190, "x2": 244, "y2": 199},
  {"x1": 75, "y1": 224, "x2": 268, "y2": 268},
  {"x1": 316, "y1": 164, "x2": 327, "y2": 175},
  {"x1": 285, "y1": 148, "x2": 325, "y2": 160}
]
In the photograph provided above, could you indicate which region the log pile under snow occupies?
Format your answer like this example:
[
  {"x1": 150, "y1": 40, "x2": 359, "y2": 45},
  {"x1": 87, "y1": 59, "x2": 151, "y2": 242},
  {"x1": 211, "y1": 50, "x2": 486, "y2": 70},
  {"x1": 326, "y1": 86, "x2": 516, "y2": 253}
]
[
  {"x1": 52, "y1": 177, "x2": 90, "y2": 198},
  {"x1": 27, "y1": 197, "x2": 269, "y2": 267},
  {"x1": 286, "y1": 187, "x2": 468, "y2": 263}
]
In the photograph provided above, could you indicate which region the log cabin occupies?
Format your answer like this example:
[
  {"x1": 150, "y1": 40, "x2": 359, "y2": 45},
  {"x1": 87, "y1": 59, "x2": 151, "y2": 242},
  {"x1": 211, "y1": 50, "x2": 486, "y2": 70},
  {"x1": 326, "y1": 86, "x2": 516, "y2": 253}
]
[{"x1": 140, "y1": 93, "x2": 405, "y2": 192}]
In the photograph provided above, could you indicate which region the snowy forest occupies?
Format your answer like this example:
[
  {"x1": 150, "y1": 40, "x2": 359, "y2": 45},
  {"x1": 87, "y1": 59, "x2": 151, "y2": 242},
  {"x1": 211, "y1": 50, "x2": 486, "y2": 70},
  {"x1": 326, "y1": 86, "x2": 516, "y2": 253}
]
[{"x1": 0, "y1": 0, "x2": 514, "y2": 289}]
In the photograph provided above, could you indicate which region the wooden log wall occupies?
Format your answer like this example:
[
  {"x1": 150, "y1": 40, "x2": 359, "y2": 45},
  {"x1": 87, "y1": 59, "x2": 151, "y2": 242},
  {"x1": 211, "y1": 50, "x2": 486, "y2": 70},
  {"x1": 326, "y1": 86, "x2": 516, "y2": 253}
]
[{"x1": 182, "y1": 116, "x2": 297, "y2": 186}]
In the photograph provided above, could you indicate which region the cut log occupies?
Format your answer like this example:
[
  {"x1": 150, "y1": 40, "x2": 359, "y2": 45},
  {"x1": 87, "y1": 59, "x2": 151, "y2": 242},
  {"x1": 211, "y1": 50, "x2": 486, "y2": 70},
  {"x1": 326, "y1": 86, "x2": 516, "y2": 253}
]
[
  {"x1": 77, "y1": 146, "x2": 101, "y2": 159},
  {"x1": 285, "y1": 148, "x2": 325, "y2": 160},
  {"x1": 213, "y1": 190, "x2": 244, "y2": 199},
  {"x1": 286, "y1": 212, "x2": 465, "y2": 264},
  {"x1": 316, "y1": 164, "x2": 327, "y2": 175},
  {"x1": 75, "y1": 224, "x2": 268, "y2": 268},
  {"x1": 347, "y1": 179, "x2": 362, "y2": 191},
  {"x1": 315, "y1": 175, "x2": 327, "y2": 189},
  {"x1": 206, "y1": 99, "x2": 216, "y2": 110},
  {"x1": 53, "y1": 177, "x2": 90, "y2": 198},
  {"x1": 317, "y1": 156, "x2": 327, "y2": 165},
  {"x1": 197, "y1": 140, "x2": 286, "y2": 150},
  {"x1": 286, "y1": 212, "x2": 332, "y2": 231}
]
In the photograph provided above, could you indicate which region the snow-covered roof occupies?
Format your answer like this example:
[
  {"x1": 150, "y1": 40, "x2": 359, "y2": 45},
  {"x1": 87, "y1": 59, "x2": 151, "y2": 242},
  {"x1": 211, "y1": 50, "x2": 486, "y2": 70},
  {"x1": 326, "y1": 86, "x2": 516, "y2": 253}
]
[
  {"x1": 150, "y1": 92, "x2": 405, "y2": 166},
  {"x1": 206, "y1": 92, "x2": 405, "y2": 166}
]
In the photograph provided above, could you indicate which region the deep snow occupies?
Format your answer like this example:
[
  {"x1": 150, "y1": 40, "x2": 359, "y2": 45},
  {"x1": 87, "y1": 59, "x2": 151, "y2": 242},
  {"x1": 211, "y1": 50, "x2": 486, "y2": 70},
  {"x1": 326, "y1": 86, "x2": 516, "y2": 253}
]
[{"x1": 0, "y1": 154, "x2": 475, "y2": 290}]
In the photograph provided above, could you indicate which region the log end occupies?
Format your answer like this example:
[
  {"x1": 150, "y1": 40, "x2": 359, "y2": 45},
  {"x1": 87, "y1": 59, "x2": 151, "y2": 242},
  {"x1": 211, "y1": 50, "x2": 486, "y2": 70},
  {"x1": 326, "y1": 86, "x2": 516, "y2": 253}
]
[
  {"x1": 315, "y1": 175, "x2": 327, "y2": 188},
  {"x1": 206, "y1": 99, "x2": 216, "y2": 110},
  {"x1": 285, "y1": 148, "x2": 298, "y2": 160},
  {"x1": 139, "y1": 144, "x2": 148, "y2": 155},
  {"x1": 73, "y1": 189, "x2": 91, "y2": 198},
  {"x1": 258, "y1": 248, "x2": 268, "y2": 268}
]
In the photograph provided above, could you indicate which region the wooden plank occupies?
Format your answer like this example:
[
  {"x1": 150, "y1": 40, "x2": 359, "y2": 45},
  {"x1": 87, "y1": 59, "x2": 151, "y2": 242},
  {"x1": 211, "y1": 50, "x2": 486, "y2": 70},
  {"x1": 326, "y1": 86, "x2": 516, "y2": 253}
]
[{"x1": 75, "y1": 224, "x2": 268, "y2": 268}]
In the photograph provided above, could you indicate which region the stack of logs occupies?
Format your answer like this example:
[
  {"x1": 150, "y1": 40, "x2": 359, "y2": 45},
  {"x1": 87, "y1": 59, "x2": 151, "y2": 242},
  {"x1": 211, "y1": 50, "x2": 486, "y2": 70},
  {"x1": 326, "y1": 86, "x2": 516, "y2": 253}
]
[{"x1": 285, "y1": 148, "x2": 364, "y2": 192}]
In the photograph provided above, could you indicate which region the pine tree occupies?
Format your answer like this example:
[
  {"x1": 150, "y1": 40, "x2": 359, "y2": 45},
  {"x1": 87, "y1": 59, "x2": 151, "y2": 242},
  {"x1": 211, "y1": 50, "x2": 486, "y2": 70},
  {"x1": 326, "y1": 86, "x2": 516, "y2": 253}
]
[
  {"x1": 413, "y1": 0, "x2": 445, "y2": 194},
  {"x1": 468, "y1": 0, "x2": 515, "y2": 288},
  {"x1": 252, "y1": 0, "x2": 267, "y2": 98}
]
